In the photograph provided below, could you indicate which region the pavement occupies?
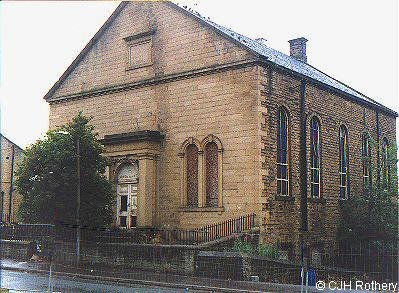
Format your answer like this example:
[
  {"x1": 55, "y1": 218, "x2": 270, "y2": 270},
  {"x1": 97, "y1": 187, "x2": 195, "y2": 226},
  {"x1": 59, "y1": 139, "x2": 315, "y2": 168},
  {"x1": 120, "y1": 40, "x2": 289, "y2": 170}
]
[{"x1": 0, "y1": 258, "x2": 331, "y2": 292}]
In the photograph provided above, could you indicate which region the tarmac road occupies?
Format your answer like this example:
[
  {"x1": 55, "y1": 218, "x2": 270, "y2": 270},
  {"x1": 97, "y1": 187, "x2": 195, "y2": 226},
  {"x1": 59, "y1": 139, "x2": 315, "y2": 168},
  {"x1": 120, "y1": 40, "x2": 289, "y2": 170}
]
[{"x1": 0, "y1": 269, "x2": 199, "y2": 293}]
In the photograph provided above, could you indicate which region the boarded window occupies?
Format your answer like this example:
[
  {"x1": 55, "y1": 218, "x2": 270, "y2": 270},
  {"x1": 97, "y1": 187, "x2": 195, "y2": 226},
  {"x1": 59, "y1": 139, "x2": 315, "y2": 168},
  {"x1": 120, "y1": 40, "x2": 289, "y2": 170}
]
[
  {"x1": 186, "y1": 144, "x2": 199, "y2": 207},
  {"x1": 339, "y1": 125, "x2": 349, "y2": 199},
  {"x1": 310, "y1": 117, "x2": 321, "y2": 198},
  {"x1": 362, "y1": 134, "x2": 372, "y2": 190},
  {"x1": 277, "y1": 108, "x2": 289, "y2": 196},
  {"x1": 205, "y1": 142, "x2": 219, "y2": 207}
]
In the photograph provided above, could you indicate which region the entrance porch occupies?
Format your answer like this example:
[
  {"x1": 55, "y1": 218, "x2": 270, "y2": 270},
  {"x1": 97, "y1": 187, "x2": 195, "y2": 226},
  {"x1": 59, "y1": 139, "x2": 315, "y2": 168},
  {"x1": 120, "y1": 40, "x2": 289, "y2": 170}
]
[{"x1": 101, "y1": 130, "x2": 163, "y2": 228}]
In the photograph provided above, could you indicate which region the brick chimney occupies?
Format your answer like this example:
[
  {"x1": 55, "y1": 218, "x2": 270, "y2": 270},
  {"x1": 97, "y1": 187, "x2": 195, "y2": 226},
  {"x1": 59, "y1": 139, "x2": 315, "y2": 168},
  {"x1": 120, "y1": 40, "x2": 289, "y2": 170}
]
[{"x1": 288, "y1": 37, "x2": 308, "y2": 63}]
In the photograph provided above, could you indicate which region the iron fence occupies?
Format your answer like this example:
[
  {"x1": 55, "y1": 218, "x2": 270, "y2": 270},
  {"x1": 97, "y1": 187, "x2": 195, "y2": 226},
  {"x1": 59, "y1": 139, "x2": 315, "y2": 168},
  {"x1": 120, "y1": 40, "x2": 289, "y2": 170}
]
[
  {"x1": 0, "y1": 223, "x2": 54, "y2": 241},
  {"x1": 0, "y1": 220, "x2": 397, "y2": 286},
  {"x1": 319, "y1": 241, "x2": 398, "y2": 283},
  {"x1": 0, "y1": 213, "x2": 256, "y2": 245}
]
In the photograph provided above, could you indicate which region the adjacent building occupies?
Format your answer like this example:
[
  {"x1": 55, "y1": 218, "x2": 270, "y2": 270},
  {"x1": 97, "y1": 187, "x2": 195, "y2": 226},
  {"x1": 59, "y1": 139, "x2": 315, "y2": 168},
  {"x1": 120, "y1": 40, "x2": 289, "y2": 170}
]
[
  {"x1": 0, "y1": 134, "x2": 23, "y2": 223},
  {"x1": 43, "y1": 2, "x2": 397, "y2": 256}
]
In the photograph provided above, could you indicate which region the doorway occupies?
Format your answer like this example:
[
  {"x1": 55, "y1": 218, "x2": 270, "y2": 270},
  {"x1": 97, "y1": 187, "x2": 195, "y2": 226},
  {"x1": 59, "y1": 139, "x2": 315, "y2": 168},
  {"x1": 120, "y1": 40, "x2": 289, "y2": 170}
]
[{"x1": 116, "y1": 163, "x2": 138, "y2": 228}]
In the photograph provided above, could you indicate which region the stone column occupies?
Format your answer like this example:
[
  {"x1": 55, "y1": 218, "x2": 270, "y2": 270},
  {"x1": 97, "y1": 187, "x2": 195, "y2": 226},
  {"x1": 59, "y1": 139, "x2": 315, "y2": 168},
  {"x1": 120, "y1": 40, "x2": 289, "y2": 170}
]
[{"x1": 137, "y1": 155, "x2": 157, "y2": 227}]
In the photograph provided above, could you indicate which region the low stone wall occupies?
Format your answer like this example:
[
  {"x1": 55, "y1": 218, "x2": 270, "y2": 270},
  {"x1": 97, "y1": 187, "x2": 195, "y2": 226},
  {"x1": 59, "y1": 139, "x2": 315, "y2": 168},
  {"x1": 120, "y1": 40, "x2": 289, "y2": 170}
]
[
  {"x1": 2, "y1": 240, "x2": 392, "y2": 284},
  {"x1": 74, "y1": 242, "x2": 197, "y2": 274},
  {"x1": 1, "y1": 239, "x2": 198, "y2": 274},
  {"x1": 0, "y1": 239, "x2": 29, "y2": 260}
]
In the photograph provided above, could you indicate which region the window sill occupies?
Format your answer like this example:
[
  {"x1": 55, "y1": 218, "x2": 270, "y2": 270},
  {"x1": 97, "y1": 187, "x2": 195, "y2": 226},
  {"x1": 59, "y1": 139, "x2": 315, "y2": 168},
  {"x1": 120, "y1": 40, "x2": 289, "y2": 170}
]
[
  {"x1": 308, "y1": 197, "x2": 326, "y2": 204},
  {"x1": 179, "y1": 206, "x2": 225, "y2": 213},
  {"x1": 126, "y1": 62, "x2": 153, "y2": 71},
  {"x1": 274, "y1": 195, "x2": 295, "y2": 202}
]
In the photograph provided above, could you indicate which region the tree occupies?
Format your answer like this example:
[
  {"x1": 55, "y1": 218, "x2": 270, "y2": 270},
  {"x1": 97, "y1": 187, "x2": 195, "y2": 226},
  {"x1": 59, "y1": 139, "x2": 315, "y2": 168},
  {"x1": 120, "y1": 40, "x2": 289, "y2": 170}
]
[
  {"x1": 338, "y1": 186, "x2": 398, "y2": 243},
  {"x1": 338, "y1": 143, "x2": 398, "y2": 244},
  {"x1": 16, "y1": 113, "x2": 115, "y2": 227}
]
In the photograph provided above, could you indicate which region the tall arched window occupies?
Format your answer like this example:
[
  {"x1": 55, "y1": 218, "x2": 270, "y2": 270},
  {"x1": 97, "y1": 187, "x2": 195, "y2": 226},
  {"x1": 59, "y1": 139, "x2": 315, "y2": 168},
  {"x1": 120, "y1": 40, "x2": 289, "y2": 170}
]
[
  {"x1": 339, "y1": 125, "x2": 349, "y2": 199},
  {"x1": 181, "y1": 135, "x2": 223, "y2": 209},
  {"x1": 381, "y1": 137, "x2": 390, "y2": 190},
  {"x1": 277, "y1": 108, "x2": 290, "y2": 196},
  {"x1": 362, "y1": 133, "x2": 372, "y2": 190},
  {"x1": 205, "y1": 142, "x2": 219, "y2": 207},
  {"x1": 186, "y1": 144, "x2": 199, "y2": 207},
  {"x1": 310, "y1": 117, "x2": 321, "y2": 198}
]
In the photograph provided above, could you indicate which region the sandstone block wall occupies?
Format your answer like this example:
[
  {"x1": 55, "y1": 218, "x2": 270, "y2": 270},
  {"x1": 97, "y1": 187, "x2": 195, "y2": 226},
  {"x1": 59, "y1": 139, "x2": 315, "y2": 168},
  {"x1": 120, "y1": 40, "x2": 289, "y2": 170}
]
[
  {"x1": 0, "y1": 135, "x2": 23, "y2": 222},
  {"x1": 48, "y1": 2, "x2": 261, "y2": 229},
  {"x1": 258, "y1": 65, "x2": 397, "y2": 253}
]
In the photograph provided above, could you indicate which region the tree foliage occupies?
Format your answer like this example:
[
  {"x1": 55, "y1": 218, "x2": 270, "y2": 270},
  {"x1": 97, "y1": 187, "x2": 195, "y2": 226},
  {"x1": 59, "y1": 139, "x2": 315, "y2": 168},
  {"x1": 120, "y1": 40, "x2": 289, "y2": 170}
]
[
  {"x1": 16, "y1": 113, "x2": 115, "y2": 227},
  {"x1": 338, "y1": 143, "x2": 398, "y2": 244}
]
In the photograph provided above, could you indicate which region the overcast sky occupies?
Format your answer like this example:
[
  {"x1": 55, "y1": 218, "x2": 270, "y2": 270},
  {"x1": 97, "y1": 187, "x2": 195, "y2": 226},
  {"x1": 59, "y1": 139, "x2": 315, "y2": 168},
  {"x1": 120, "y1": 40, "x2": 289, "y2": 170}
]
[{"x1": 0, "y1": 0, "x2": 398, "y2": 148}]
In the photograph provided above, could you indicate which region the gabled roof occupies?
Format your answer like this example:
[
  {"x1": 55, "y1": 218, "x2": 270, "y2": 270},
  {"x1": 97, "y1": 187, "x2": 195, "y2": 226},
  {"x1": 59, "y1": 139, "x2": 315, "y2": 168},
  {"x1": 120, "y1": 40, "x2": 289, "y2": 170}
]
[
  {"x1": 43, "y1": 1, "x2": 128, "y2": 102},
  {"x1": 44, "y1": 1, "x2": 397, "y2": 117},
  {"x1": 171, "y1": 3, "x2": 397, "y2": 117}
]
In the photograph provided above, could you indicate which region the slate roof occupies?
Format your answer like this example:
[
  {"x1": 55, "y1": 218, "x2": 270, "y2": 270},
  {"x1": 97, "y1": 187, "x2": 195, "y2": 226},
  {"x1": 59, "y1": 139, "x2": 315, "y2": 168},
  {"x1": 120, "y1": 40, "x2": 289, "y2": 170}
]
[
  {"x1": 174, "y1": 3, "x2": 397, "y2": 116},
  {"x1": 44, "y1": 1, "x2": 397, "y2": 116}
]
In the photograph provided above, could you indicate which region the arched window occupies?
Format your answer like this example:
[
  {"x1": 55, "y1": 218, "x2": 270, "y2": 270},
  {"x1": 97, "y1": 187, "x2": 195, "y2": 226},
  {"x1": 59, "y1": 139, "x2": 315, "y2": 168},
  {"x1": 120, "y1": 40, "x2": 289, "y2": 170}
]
[
  {"x1": 339, "y1": 125, "x2": 349, "y2": 199},
  {"x1": 362, "y1": 133, "x2": 372, "y2": 190},
  {"x1": 277, "y1": 108, "x2": 290, "y2": 196},
  {"x1": 205, "y1": 142, "x2": 219, "y2": 207},
  {"x1": 381, "y1": 137, "x2": 390, "y2": 190},
  {"x1": 186, "y1": 144, "x2": 199, "y2": 207},
  {"x1": 180, "y1": 135, "x2": 223, "y2": 209},
  {"x1": 310, "y1": 117, "x2": 321, "y2": 198}
]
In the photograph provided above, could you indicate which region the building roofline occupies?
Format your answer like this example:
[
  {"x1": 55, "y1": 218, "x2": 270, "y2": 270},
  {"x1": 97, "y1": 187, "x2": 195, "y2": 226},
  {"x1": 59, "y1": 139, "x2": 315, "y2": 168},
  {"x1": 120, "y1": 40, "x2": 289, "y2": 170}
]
[
  {"x1": 0, "y1": 134, "x2": 24, "y2": 151},
  {"x1": 166, "y1": 2, "x2": 263, "y2": 60},
  {"x1": 42, "y1": 1, "x2": 398, "y2": 118},
  {"x1": 43, "y1": 1, "x2": 128, "y2": 101},
  {"x1": 169, "y1": 2, "x2": 397, "y2": 117},
  {"x1": 302, "y1": 62, "x2": 397, "y2": 117},
  {"x1": 259, "y1": 60, "x2": 398, "y2": 117}
]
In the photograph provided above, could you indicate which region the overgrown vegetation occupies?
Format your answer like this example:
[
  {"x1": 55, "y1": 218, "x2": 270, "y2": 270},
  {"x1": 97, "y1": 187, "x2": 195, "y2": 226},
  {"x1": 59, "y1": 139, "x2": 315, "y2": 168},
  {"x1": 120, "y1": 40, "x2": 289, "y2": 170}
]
[
  {"x1": 232, "y1": 237, "x2": 280, "y2": 259},
  {"x1": 16, "y1": 113, "x2": 115, "y2": 227},
  {"x1": 338, "y1": 143, "x2": 398, "y2": 245}
]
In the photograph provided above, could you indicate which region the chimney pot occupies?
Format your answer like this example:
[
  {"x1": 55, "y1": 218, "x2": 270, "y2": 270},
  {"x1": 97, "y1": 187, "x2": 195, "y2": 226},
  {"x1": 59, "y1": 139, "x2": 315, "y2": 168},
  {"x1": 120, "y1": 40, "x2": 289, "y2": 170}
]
[{"x1": 288, "y1": 37, "x2": 308, "y2": 63}]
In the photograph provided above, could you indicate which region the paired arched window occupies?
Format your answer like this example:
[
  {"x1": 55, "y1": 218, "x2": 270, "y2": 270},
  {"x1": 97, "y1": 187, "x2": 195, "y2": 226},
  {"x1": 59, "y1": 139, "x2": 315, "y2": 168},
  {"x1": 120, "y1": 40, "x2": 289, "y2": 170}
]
[
  {"x1": 181, "y1": 136, "x2": 223, "y2": 208},
  {"x1": 186, "y1": 144, "x2": 199, "y2": 207},
  {"x1": 339, "y1": 125, "x2": 349, "y2": 199},
  {"x1": 310, "y1": 117, "x2": 321, "y2": 198},
  {"x1": 381, "y1": 137, "x2": 390, "y2": 190},
  {"x1": 362, "y1": 133, "x2": 372, "y2": 190},
  {"x1": 277, "y1": 108, "x2": 290, "y2": 196}
]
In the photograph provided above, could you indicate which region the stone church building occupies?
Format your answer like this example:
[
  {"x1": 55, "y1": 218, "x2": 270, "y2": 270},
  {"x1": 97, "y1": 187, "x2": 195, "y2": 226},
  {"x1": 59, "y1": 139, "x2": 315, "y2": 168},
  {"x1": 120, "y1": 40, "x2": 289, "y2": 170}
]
[{"x1": 44, "y1": 2, "x2": 397, "y2": 252}]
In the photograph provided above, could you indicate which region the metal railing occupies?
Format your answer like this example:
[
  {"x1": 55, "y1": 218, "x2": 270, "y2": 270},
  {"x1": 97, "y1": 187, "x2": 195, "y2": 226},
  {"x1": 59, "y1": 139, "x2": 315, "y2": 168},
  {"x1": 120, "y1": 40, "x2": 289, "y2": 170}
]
[{"x1": 0, "y1": 213, "x2": 257, "y2": 246}]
